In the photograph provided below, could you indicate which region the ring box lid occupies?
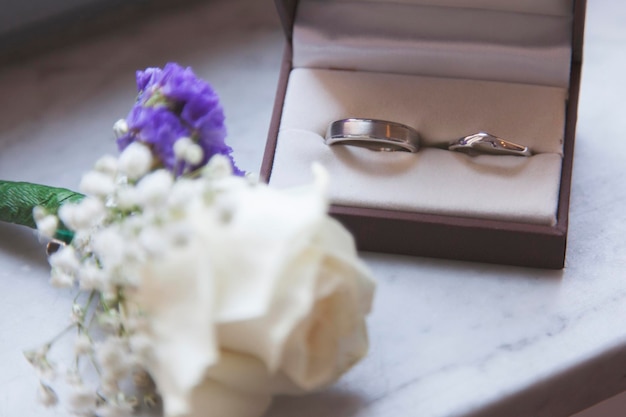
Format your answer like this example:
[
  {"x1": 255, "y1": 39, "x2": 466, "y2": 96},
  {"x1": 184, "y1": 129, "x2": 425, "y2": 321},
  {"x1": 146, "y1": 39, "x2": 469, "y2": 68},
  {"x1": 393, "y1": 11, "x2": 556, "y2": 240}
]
[{"x1": 276, "y1": 0, "x2": 585, "y2": 62}]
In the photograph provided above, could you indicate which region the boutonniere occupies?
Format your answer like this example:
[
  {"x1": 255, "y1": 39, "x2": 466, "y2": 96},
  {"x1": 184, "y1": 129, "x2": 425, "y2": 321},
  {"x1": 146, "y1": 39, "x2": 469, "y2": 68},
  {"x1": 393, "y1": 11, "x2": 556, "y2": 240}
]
[{"x1": 3, "y1": 63, "x2": 375, "y2": 417}]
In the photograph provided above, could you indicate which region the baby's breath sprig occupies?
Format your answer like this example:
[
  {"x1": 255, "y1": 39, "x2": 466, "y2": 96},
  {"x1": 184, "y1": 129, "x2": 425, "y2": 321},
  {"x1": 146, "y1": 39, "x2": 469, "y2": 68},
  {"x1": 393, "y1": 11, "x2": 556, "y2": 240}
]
[{"x1": 26, "y1": 152, "x2": 235, "y2": 415}]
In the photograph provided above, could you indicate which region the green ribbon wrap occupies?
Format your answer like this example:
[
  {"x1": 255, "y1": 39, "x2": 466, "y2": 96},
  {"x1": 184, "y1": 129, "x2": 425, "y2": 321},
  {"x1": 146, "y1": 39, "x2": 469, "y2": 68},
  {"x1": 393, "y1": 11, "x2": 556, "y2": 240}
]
[{"x1": 0, "y1": 180, "x2": 84, "y2": 242}]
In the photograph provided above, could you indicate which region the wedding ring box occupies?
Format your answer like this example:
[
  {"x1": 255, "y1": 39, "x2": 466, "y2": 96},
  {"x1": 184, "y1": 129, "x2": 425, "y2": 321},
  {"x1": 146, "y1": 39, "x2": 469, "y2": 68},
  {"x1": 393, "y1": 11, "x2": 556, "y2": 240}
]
[{"x1": 261, "y1": 0, "x2": 586, "y2": 269}]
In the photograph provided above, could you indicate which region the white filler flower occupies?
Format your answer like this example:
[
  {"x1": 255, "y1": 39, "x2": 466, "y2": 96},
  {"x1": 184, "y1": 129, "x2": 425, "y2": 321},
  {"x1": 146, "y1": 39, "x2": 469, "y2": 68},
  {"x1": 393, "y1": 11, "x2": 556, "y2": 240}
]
[{"x1": 122, "y1": 163, "x2": 376, "y2": 417}]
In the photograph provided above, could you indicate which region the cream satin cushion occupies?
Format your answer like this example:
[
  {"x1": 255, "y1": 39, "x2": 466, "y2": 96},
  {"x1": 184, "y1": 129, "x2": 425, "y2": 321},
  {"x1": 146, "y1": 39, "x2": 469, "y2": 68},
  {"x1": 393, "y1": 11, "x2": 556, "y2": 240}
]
[{"x1": 268, "y1": 68, "x2": 567, "y2": 225}]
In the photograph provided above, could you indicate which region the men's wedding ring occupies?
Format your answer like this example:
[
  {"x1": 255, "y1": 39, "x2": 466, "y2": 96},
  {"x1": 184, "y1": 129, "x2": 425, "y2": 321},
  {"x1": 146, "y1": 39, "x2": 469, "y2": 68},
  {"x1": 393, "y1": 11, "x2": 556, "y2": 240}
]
[
  {"x1": 448, "y1": 132, "x2": 532, "y2": 157},
  {"x1": 325, "y1": 118, "x2": 420, "y2": 153}
]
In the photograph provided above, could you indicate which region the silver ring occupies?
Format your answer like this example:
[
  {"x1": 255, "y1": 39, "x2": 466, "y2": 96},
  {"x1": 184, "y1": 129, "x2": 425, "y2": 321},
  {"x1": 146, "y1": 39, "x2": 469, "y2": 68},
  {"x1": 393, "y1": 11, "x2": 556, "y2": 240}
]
[
  {"x1": 325, "y1": 118, "x2": 420, "y2": 153},
  {"x1": 448, "y1": 132, "x2": 532, "y2": 157}
]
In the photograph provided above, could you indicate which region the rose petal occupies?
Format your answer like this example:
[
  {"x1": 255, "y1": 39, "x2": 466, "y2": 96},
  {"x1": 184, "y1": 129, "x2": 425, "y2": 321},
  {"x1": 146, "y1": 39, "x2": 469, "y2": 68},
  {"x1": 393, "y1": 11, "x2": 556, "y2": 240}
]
[
  {"x1": 207, "y1": 168, "x2": 375, "y2": 388},
  {"x1": 128, "y1": 238, "x2": 218, "y2": 417},
  {"x1": 187, "y1": 378, "x2": 271, "y2": 417}
]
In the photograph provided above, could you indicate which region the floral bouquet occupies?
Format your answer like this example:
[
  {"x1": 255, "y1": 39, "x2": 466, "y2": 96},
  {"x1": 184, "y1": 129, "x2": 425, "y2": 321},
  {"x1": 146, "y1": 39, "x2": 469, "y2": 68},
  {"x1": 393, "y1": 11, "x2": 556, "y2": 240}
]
[{"x1": 1, "y1": 63, "x2": 375, "y2": 417}]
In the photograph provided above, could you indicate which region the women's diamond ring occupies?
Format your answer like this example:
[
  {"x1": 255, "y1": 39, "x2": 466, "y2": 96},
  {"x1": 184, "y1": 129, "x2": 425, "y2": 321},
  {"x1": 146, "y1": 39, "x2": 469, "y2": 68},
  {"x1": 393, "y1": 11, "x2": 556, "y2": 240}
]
[{"x1": 448, "y1": 132, "x2": 532, "y2": 157}]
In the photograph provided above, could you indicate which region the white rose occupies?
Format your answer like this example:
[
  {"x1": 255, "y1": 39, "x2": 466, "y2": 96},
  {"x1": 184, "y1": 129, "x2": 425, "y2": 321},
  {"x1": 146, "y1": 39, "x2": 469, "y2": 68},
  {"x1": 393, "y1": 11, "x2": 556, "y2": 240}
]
[{"x1": 126, "y1": 165, "x2": 375, "y2": 417}]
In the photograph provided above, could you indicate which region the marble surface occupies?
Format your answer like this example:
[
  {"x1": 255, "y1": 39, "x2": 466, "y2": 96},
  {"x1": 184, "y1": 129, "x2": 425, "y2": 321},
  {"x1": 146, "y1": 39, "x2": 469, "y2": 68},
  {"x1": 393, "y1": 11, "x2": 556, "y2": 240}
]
[{"x1": 1, "y1": 1, "x2": 626, "y2": 417}]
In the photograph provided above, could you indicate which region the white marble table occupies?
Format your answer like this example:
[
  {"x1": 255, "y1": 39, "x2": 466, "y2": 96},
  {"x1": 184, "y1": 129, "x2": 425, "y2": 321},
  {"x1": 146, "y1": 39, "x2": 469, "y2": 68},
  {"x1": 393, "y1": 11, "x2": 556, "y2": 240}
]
[{"x1": 1, "y1": 1, "x2": 626, "y2": 417}]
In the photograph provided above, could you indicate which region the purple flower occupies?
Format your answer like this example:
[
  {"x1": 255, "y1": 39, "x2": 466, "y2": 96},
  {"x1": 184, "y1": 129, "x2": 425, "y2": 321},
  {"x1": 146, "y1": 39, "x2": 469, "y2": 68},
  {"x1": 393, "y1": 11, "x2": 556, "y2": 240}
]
[
  {"x1": 118, "y1": 63, "x2": 243, "y2": 176},
  {"x1": 136, "y1": 67, "x2": 161, "y2": 93},
  {"x1": 119, "y1": 106, "x2": 190, "y2": 170}
]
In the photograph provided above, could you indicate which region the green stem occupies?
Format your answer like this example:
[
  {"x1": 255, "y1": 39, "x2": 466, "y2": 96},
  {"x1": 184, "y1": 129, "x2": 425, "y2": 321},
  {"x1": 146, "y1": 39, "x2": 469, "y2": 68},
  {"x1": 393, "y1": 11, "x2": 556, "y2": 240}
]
[
  {"x1": 0, "y1": 180, "x2": 84, "y2": 242},
  {"x1": 44, "y1": 323, "x2": 77, "y2": 349}
]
